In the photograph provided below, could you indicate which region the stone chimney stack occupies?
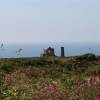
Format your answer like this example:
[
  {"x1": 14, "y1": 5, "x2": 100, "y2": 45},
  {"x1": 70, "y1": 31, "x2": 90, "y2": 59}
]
[{"x1": 61, "y1": 47, "x2": 65, "y2": 57}]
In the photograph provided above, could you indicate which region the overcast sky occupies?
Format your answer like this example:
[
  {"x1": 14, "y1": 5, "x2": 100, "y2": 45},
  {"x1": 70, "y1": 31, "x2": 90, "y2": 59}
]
[{"x1": 0, "y1": 0, "x2": 100, "y2": 44}]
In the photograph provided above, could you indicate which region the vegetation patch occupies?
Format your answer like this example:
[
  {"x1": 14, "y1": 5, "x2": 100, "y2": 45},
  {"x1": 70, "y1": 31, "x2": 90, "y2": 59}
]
[{"x1": 0, "y1": 54, "x2": 100, "y2": 100}]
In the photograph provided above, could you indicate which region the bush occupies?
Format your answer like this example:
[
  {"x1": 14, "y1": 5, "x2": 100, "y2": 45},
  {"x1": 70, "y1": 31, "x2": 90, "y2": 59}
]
[{"x1": 76, "y1": 53, "x2": 97, "y2": 61}]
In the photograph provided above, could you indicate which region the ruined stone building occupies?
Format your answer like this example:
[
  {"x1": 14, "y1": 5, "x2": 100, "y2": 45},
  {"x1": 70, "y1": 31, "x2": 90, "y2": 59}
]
[{"x1": 40, "y1": 47, "x2": 55, "y2": 57}]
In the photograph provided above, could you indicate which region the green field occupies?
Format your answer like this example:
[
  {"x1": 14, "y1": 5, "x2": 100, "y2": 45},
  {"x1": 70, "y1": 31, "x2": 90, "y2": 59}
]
[{"x1": 0, "y1": 54, "x2": 100, "y2": 100}]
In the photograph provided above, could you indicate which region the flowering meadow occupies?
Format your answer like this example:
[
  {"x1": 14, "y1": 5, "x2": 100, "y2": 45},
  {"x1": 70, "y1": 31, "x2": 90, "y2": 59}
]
[{"x1": 0, "y1": 54, "x2": 100, "y2": 100}]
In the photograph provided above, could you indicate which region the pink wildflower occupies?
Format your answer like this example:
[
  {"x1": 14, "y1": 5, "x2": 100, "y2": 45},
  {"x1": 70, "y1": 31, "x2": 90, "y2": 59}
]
[
  {"x1": 35, "y1": 96, "x2": 41, "y2": 100},
  {"x1": 4, "y1": 74, "x2": 13, "y2": 85}
]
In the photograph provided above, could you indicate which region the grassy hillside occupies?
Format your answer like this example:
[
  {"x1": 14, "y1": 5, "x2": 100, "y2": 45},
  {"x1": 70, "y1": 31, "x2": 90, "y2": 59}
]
[{"x1": 0, "y1": 54, "x2": 100, "y2": 100}]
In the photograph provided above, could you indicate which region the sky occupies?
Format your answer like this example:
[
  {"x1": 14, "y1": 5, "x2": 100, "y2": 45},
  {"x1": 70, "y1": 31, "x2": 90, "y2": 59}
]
[{"x1": 0, "y1": 0, "x2": 100, "y2": 44}]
